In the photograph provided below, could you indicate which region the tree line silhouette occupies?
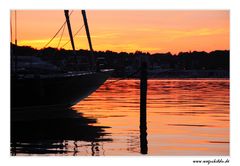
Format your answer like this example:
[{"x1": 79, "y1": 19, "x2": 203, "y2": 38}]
[{"x1": 11, "y1": 44, "x2": 229, "y2": 78}]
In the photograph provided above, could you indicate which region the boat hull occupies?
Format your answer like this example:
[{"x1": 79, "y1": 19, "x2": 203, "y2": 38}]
[{"x1": 11, "y1": 70, "x2": 112, "y2": 110}]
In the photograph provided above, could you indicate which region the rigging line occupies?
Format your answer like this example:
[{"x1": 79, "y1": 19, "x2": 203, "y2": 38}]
[
  {"x1": 103, "y1": 68, "x2": 141, "y2": 87},
  {"x1": 43, "y1": 10, "x2": 74, "y2": 49},
  {"x1": 61, "y1": 24, "x2": 84, "y2": 48},
  {"x1": 15, "y1": 10, "x2": 17, "y2": 45},
  {"x1": 43, "y1": 22, "x2": 66, "y2": 48},
  {"x1": 10, "y1": 11, "x2": 13, "y2": 44},
  {"x1": 57, "y1": 22, "x2": 66, "y2": 49}
]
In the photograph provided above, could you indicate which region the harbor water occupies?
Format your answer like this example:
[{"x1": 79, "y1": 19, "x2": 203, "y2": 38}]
[{"x1": 11, "y1": 79, "x2": 229, "y2": 156}]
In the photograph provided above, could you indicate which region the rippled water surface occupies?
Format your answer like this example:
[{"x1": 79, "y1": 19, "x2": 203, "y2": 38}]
[{"x1": 12, "y1": 79, "x2": 229, "y2": 156}]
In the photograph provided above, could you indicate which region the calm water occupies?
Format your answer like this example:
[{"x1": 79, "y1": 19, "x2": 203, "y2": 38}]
[{"x1": 11, "y1": 79, "x2": 229, "y2": 156}]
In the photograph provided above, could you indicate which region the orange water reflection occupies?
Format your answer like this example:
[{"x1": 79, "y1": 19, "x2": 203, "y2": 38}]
[{"x1": 72, "y1": 79, "x2": 229, "y2": 155}]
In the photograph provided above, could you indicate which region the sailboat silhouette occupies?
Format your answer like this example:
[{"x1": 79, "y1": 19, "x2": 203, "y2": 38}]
[{"x1": 11, "y1": 10, "x2": 113, "y2": 109}]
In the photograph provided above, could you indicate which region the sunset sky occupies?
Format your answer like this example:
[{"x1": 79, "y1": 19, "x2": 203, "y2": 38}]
[{"x1": 11, "y1": 10, "x2": 229, "y2": 54}]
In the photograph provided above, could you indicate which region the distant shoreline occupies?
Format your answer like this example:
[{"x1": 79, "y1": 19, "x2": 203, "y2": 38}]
[
  {"x1": 11, "y1": 44, "x2": 229, "y2": 79},
  {"x1": 108, "y1": 77, "x2": 230, "y2": 80},
  {"x1": 108, "y1": 77, "x2": 229, "y2": 80},
  {"x1": 110, "y1": 69, "x2": 229, "y2": 79}
]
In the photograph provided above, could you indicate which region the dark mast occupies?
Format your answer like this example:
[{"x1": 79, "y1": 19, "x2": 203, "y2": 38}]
[
  {"x1": 64, "y1": 10, "x2": 96, "y2": 71},
  {"x1": 64, "y1": 10, "x2": 76, "y2": 52},
  {"x1": 82, "y1": 10, "x2": 96, "y2": 70}
]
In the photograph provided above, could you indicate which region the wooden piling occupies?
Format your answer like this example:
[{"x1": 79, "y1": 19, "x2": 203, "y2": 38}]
[{"x1": 140, "y1": 60, "x2": 148, "y2": 154}]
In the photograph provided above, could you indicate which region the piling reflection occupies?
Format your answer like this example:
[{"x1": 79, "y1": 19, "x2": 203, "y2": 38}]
[
  {"x1": 11, "y1": 107, "x2": 112, "y2": 155},
  {"x1": 140, "y1": 120, "x2": 148, "y2": 154}
]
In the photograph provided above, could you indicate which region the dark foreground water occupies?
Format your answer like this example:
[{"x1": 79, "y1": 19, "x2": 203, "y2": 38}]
[{"x1": 11, "y1": 79, "x2": 229, "y2": 156}]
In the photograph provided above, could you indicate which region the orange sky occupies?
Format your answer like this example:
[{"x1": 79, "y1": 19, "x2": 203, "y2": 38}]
[{"x1": 11, "y1": 10, "x2": 229, "y2": 54}]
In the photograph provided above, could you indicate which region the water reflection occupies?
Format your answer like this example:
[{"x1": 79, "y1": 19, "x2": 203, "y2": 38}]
[
  {"x1": 73, "y1": 79, "x2": 229, "y2": 155},
  {"x1": 11, "y1": 79, "x2": 229, "y2": 156},
  {"x1": 11, "y1": 107, "x2": 112, "y2": 156}
]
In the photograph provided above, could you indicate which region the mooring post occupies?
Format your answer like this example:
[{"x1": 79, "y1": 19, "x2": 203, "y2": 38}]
[{"x1": 140, "y1": 57, "x2": 148, "y2": 154}]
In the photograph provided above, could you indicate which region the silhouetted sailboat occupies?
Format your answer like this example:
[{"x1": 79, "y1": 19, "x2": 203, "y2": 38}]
[{"x1": 11, "y1": 10, "x2": 113, "y2": 109}]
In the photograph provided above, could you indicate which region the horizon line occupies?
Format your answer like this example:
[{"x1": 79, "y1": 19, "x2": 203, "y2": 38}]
[{"x1": 11, "y1": 43, "x2": 229, "y2": 56}]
